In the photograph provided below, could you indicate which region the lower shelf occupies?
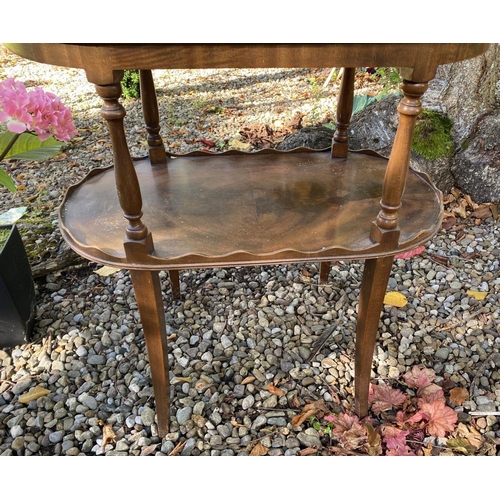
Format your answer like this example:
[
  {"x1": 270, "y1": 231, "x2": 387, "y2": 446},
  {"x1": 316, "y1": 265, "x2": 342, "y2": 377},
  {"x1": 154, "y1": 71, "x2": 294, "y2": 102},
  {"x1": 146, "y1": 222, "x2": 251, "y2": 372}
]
[{"x1": 59, "y1": 149, "x2": 443, "y2": 269}]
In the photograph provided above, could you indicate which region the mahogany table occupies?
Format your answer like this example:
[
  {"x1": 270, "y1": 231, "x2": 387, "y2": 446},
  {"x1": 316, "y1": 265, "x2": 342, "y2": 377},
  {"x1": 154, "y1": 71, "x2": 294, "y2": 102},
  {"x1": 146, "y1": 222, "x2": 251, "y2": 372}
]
[{"x1": 6, "y1": 43, "x2": 489, "y2": 438}]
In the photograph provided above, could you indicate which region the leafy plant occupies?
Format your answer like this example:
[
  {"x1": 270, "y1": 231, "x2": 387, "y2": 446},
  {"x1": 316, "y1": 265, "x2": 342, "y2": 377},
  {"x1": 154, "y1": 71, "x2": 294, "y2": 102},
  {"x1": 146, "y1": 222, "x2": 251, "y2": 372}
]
[
  {"x1": 121, "y1": 70, "x2": 141, "y2": 99},
  {"x1": 373, "y1": 67, "x2": 403, "y2": 94},
  {"x1": 297, "y1": 366, "x2": 466, "y2": 456}
]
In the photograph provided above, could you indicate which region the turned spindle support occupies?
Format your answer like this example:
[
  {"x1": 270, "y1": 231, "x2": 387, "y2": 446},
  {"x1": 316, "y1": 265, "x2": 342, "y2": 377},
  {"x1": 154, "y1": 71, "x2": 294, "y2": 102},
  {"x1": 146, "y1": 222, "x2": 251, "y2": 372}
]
[
  {"x1": 370, "y1": 80, "x2": 429, "y2": 248},
  {"x1": 331, "y1": 67, "x2": 355, "y2": 158},
  {"x1": 140, "y1": 70, "x2": 167, "y2": 165}
]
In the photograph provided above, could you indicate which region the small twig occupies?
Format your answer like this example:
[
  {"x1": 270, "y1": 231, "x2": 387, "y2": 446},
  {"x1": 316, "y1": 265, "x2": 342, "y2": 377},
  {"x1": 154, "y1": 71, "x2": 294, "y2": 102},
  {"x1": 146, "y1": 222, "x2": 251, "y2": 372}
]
[
  {"x1": 470, "y1": 351, "x2": 498, "y2": 396},
  {"x1": 305, "y1": 323, "x2": 337, "y2": 363}
]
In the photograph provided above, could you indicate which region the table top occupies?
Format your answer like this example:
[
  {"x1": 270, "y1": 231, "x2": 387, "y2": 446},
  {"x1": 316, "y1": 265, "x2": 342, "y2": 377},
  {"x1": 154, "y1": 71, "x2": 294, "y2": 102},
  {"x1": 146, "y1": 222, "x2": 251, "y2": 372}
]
[{"x1": 5, "y1": 43, "x2": 490, "y2": 82}]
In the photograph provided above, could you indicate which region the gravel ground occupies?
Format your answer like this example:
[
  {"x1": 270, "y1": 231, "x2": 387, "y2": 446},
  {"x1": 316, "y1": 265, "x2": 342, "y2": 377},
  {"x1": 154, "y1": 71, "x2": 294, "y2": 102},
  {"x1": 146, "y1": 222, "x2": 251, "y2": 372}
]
[{"x1": 1, "y1": 45, "x2": 500, "y2": 458}]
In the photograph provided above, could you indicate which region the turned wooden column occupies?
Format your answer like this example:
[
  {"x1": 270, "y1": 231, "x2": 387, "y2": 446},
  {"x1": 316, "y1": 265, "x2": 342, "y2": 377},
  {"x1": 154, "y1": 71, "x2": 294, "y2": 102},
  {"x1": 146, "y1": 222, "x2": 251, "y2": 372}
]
[
  {"x1": 370, "y1": 80, "x2": 429, "y2": 249},
  {"x1": 140, "y1": 70, "x2": 167, "y2": 165},
  {"x1": 331, "y1": 67, "x2": 355, "y2": 158},
  {"x1": 95, "y1": 80, "x2": 150, "y2": 248}
]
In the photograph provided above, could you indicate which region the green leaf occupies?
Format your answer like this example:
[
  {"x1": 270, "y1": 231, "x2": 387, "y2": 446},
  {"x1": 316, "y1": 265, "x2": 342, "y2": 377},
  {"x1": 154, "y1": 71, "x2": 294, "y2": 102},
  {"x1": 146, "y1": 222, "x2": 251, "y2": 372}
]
[
  {"x1": 352, "y1": 94, "x2": 378, "y2": 116},
  {"x1": 0, "y1": 167, "x2": 16, "y2": 192},
  {"x1": 0, "y1": 131, "x2": 63, "y2": 161}
]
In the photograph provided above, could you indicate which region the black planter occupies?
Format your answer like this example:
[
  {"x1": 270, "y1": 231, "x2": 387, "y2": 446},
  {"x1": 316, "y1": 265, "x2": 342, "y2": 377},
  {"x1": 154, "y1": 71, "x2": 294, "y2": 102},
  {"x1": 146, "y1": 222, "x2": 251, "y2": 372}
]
[{"x1": 0, "y1": 225, "x2": 36, "y2": 348}]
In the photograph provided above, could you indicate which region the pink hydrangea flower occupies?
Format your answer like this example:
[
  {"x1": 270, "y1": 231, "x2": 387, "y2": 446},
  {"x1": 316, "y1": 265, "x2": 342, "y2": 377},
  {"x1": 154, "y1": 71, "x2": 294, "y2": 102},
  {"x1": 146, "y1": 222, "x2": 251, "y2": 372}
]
[
  {"x1": 0, "y1": 77, "x2": 77, "y2": 142},
  {"x1": 0, "y1": 78, "x2": 32, "y2": 133}
]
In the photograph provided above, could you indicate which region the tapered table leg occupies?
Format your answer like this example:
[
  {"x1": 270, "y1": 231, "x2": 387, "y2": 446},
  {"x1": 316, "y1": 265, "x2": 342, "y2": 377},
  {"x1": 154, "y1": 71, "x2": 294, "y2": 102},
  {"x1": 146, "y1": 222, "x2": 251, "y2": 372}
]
[
  {"x1": 169, "y1": 270, "x2": 181, "y2": 300},
  {"x1": 129, "y1": 269, "x2": 171, "y2": 437},
  {"x1": 319, "y1": 261, "x2": 331, "y2": 284},
  {"x1": 354, "y1": 255, "x2": 394, "y2": 417}
]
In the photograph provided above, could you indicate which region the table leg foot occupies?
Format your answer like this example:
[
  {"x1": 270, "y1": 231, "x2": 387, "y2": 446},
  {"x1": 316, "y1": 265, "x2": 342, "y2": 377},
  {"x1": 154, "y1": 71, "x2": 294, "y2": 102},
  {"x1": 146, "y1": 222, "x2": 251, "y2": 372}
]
[
  {"x1": 130, "y1": 269, "x2": 171, "y2": 437},
  {"x1": 354, "y1": 256, "x2": 394, "y2": 418}
]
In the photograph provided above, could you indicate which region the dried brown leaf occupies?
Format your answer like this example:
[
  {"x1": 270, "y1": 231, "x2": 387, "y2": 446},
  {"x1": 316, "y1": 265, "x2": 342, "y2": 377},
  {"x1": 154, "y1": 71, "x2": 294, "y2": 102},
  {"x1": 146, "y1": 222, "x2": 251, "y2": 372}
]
[
  {"x1": 365, "y1": 422, "x2": 383, "y2": 456},
  {"x1": 140, "y1": 444, "x2": 159, "y2": 456},
  {"x1": 292, "y1": 400, "x2": 329, "y2": 428},
  {"x1": 168, "y1": 441, "x2": 186, "y2": 456},
  {"x1": 296, "y1": 447, "x2": 319, "y2": 456},
  {"x1": 18, "y1": 386, "x2": 50, "y2": 404},
  {"x1": 471, "y1": 204, "x2": 492, "y2": 219},
  {"x1": 456, "y1": 422, "x2": 484, "y2": 450},
  {"x1": 241, "y1": 376, "x2": 256, "y2": 385},
  {"x1": 250, "y1": 442, "x2": 269, "y2": 456},
  {"x1": 101, "y1": 423, "x2": 116, "y2": 449},
  {"x1": 449, "y1": 387, "x2": 469, "y2": 406},
  {"x1": 267, "y1": 384, "x2": 286, "y2": 397}
]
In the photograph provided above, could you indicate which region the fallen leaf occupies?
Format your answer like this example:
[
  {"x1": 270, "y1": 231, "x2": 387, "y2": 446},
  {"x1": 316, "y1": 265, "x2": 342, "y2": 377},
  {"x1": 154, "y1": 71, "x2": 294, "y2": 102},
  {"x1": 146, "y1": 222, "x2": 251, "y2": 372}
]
[
  {"x1": 365, "y1": 422, "x2": 383, "y2": 456},
  {"x1": 403, "y1": 366, "x2": 436, "y2": 389},
  {"x1": 449, "y1": 387, "x2": 469, "y2": 406},
  {"x1": 446, "y1": 437, "x2": 475, "y2": 455},
  {"x1": 250, "y1": 442, "x2": 269, "y2": 456},
  {"x1": 199, "y1": 139, "x2": 216, "y2": 147},
  {"x1": 168, "y1": 441, "x2": 186, "y2": 456},
  {"x1": 296, "y1": 447, "x2": 319, "y2": 456},
  {"x1": 441, "y1": 216, "x2": 456, "y2": 230},
  {"x1": 101, "y1": 424, "x2": 116, "y2": 449},
  {"x1": 241, "y1": 376, "x2": 256, "y2": 385},
  {"x1": 471, "y1": 205, "x2": 492, "y2": 219},
  {"x1": 194, "y1": 379, "x2": 213, "y2": 392},
  {"x1": 467, "y1": 290, "x2": 488, "y2": 300},
  {"x1": 456, "y1": 422, "x2": 484, "y2": 450},
  {"x1": 140, "y1": 443, "x2": 159, "y2": 456},
  {"x1": 418, "y1": 400, "x2": 458, "y2": 437},
  {"x1": 267, "y1": 384, "x2": 286, "y2": 397},
  {"x1": 228, "y1": 139, "x2": 252, "y2": 151},
  {"x1": 230, "y1": 419, "x2": 246, "y2": 428},
  {"x1": 18, "y1": 386, "x2": 50, "y2": 403},
  {"x1": 369, "y1": 385, "x2": 407, "y2": 413},
  {"x1": 394, "y1": 245, "x2": 425, "y2": 260},
  {"x1": 95, "y1": 265, "x2": 120, "y2": 277},
  {"x1": 383, "y1": 291, "x2": 408, "y2": 308},
  {"x1": 292, "y1": 400, "x2": 329, "y2": 428}
]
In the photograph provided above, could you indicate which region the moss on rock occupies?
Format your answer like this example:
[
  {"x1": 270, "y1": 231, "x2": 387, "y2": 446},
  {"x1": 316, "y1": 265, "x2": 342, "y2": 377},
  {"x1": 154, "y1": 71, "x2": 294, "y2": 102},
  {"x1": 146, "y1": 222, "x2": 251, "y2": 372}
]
[{"x1": 412, "y1": 109, "x2": 454, "y2": 160}]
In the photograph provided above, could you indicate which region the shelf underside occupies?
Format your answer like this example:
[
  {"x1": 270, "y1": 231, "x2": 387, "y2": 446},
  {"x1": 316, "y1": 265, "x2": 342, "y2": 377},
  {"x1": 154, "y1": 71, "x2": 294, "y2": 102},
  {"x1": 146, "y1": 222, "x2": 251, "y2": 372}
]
[{"x1": 59, "y1": 150, "x2": 443, "y2": 269}]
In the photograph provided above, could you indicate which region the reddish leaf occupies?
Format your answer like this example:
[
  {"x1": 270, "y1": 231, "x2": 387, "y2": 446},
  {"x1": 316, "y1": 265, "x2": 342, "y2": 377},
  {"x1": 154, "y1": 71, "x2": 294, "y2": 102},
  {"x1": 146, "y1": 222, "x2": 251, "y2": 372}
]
[
  {"x1": 329, "y1": 412, "x2": 368, "y2": 451},
  {"x1": 369, "y1": 385, "x2": 407, "y2": 413},
  {"x1": 199, "y1": 139, "x2": 216, "y2": 147},
  {"x1": 418, "y1": 383, "x2": 445, "y2": 403},
  {"x1": 381, "y1": 424, "x2": 409, "y2": 449},
  {"x1": 403, "y1": 366, "x2": 435, "y2": 389},
  {"x1": 394, "y1": 245, "x2": 425, "y2": 260},
  {"x1": 418, "y1": 400, "x2": 458, "y2": 437}
]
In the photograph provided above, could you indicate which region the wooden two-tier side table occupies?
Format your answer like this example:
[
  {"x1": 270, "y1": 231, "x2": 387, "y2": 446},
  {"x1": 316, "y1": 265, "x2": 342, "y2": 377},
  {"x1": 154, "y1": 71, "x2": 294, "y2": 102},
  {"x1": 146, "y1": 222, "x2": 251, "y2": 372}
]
[{"x1": 6, "y1": 43, "x2": 489, "y2": 438}]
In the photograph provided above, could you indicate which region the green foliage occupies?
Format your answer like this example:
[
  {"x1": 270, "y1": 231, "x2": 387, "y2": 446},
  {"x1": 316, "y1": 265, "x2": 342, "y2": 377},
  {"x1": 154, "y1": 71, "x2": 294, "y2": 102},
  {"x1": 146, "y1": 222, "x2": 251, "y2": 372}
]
[
  {"x1": 0, "y1": 130, "x2": 62, "y2": 161},
  {"x1": 412, "y1": 109, "x2": 454, "y2": 160},
  {"x1": 352, "y1": 94, "x2": 378, "y2": 116},
  {"x1": 373, "y1": 67, "x2": 402, "y2": 94},
  {"x1": 121, "y1": 70, "x2": 141, "y2": 99}
]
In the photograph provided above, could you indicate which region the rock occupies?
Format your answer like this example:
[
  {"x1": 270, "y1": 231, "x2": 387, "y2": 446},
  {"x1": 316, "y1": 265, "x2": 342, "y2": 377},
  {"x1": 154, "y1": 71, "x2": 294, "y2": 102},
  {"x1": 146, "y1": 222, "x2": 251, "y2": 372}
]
[
  {"x1": 297, "y1": 429, "x2": 322, "y2": 448},
  {"x1": 176, "y1": 407, "x2": 192, "y2": 426},
  {"x1": 276, "y1": 126, "x2": 334, "y2": 150},
  {"x1": 451, "y1": 113, "x2": 500, "y2": 202},
  {"x1": 140, "y1": 407, "x2": 156, "y2": 427}
]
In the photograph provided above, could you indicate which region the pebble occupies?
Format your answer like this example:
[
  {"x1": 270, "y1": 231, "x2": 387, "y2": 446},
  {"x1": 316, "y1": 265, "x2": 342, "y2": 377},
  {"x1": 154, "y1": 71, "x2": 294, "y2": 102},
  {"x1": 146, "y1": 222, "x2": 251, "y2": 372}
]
[{"x1": 0, "y1": 52, "x2": 499, "y2": 457}]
